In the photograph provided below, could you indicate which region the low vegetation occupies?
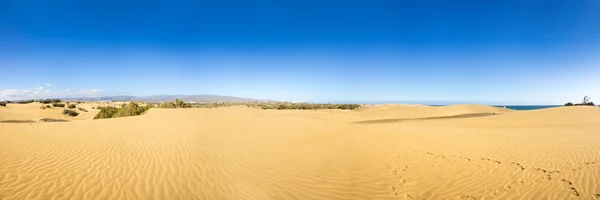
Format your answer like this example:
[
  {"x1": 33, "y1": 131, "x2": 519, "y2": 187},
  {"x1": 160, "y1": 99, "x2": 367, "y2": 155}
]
[
  {"x1": 39, "y1": 118, "x2": 69, "y2": 122},
  {"x1": 67, "y1": 104, "x2": 76, "y2": 109},
  {"x1": 565, "y1": 96, "x2": 596, "y2": 106},
  {"x1": 39, "y1": 99, "x2": 60, "y2": 104},
  {"x1": 63, "y1": 109, "x2": 80, "y2": 117},
  {"x1": 14, "y1": 100, "x2": 35, "y2": 104},
  {"x1": 94, "y1": 102, "x2": 152, "y2": 119},
  {"x1": 52, "y1": 103, "x2": 65, "y2": 107},
  {"x1": 78, "y1": 107, "x2": 88, "y2": 112},
  {"x1": 185, "y1": 102, "x2": 361, "y2": 110},
  {"x1": 0, "y1": 101, "x2": 6, "y2": 107},
  {"x1": 157, "y1": 99, "x2": 191, "y2": 108}
]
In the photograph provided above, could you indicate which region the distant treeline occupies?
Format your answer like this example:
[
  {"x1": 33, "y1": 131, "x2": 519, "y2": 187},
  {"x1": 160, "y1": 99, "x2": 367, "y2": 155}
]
[
  {"x1": 3, "y1": 99, "x2": 62, "y2": 104},
  {"x1": 184, "y1": 102, "x2": 361, "y2": 110}
]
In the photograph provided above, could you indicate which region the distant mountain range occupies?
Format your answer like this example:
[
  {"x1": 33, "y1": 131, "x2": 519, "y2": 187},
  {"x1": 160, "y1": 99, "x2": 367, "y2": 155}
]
[{"x1": 61, "y1": 95, "x2": 274, "y2": 103}]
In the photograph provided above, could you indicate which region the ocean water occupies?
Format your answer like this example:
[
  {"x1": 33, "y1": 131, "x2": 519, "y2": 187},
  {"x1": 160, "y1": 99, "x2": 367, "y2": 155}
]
[{"x1": 493, "y1": 105, "x2": 561, "y2": 110}]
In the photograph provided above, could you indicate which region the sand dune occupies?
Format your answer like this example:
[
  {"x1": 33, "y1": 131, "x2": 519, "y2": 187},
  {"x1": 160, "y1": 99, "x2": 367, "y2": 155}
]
[
  {"x1": 1, "y1": 104, "x2": 599, "y2": 199},
  {"x1": 0, "y1": 103, "x2": 99, "y2": 122}
]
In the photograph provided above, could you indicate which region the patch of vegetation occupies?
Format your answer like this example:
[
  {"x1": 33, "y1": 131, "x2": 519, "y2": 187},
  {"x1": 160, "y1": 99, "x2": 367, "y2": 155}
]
[
  {"x1": 39, "y1": 99, "x2": 58, "y2": 104},
  {"x1": 185, "y1": 102, "x2": 361, "y2": 110},
  {"x1": 63, "y1": 109, "x2": 79, "y2": 117},
  {"x1": 0, "y1": 120, "x2": 36, "y2": 123},
  {"x1": 67, "y1": 104, "x2": 76, "y2": 109},
  {"x1": 0, "y1": 101, "x2": 6, "y2": 107},
  {"x1": 565, "y1": 96, "x2": 595, "y2": 106},
  {"x1": 93, "y1": 102, "x2": 152, "y2": 119},
  {"x1": 260, "y1": 103, "x2": 360, "y2": 110},
  {"x1": 39, "y1": 118, "x2": 69, "y2": 122},
  {"x1": 158, "y1": 99, "x2": 191, "y2": 108},
  {"x1": 78, "y1": 107, "x2": 88, "y2": 112},
  {"x1": 52, "y1": 103, "x2": 65, "y2": 107},
  {"x1": 14, "y1": 99, "x2": 35, "y2": 104},
  {"x1": 46, "y1": 105, "x2": 51, "y2": 108}
]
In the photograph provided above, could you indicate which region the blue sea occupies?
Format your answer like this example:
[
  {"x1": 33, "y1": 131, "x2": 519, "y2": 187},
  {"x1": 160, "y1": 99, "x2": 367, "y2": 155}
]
[{"x1": 492, "y1": 105, "x2": 561, "y2": 110}]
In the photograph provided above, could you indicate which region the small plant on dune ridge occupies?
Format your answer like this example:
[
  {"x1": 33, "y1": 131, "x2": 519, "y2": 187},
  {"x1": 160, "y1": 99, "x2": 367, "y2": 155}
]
[
  {"x1": 67, "y1": 104, "x2": 76, "y2": 109},
  {"x1": 63, "y1": 109, "x2": 79, "y2": 117},
  {"x1": 78, "y1": 107, "x2": 88, "y2": 112},
  {"x1": 0, "y1": 101, "x2": 6, "y2": 107},
  {"x1": 93, "y1": 102, "x2": 152, "y2": 119}
]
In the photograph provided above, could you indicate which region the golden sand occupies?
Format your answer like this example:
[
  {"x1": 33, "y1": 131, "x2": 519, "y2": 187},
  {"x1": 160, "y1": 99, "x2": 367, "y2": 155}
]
[{"x1": 1, "y1": 104, "x2": 599, "y2": 199}]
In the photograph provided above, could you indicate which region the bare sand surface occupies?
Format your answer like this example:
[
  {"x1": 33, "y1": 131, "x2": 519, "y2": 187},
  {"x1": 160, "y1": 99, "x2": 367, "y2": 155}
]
[{"x1": 1, "y1": 104, "x2": 600, "y2": 199}]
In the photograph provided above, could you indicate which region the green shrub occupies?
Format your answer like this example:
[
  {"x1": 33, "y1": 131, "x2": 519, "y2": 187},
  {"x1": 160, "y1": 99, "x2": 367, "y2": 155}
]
[
  {"x1": 78, "y1": 107, "x2": 88, "y2": 112},
  {"x1": 0, "y1": 101, "x2": 6, "y2": 107},
  {"x1": 52, "y1": 99, "x2": 61, "y2": 103},
  {"x1": 63, "y1": 109, "x2": 79, "y2": 117},
  {"x1": 52, "y1": 103, "x2": 65, "y2": 107},
  {"x1": 94, "y1": 107, "x2": 118, "y2": 119},
  {"x1": 67, "y1": 104, "x2": 76, "y2": 109},
  {"x1": 564, "y1": 102, "x2": 574, "y2": 106},
  {"x1": 93, "y1": 102, "x2": 152, "y2": 119},
  {"x1": 46, "y1": 105, "x2": 51, "y2": 108},
  {"x1": 158, "y1": 99, "x2": 190, "y2": 108}
]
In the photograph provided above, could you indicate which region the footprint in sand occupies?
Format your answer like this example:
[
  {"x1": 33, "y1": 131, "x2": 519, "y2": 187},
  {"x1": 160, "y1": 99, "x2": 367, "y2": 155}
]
[
  {"x1": 455, "y1": 195, "x2": 476, "y2": 200},
  {"x1": 560, "y1": 179, "x2": 580, "y2": 197},
  {"x1": 388, "y1": 185, "x2": 398, "y2": 196}
]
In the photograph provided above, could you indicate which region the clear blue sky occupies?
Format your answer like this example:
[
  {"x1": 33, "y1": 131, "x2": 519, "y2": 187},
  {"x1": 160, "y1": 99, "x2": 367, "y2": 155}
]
[{"x1": 1, "y1": 0, "x2": 599, "y2": 104}]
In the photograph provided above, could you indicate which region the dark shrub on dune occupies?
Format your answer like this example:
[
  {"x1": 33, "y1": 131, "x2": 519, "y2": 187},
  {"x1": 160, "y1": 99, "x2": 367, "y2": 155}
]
[
  {"x1": 564, "y1": 102, "x2": 574, "y2": 106},
  {"x1": 67, "y1": 104, "x2": 76, "y2": 109},
  {"x1": 40, "y1": 118, "x2": 69, "y2": 122},
  {"x1": 0, "y1": 101, "x2": 6, "y2": 107},
  {"x1": 40, "y1": 99, "x2": 53, "y2": 104},
  {"x1": 78, "y1": 107, "x2": 88, "y2": 112},
  {"x1": 63, "y1": 109, "x2": 79, "y2": 117},
  {"x1": 52, "y1": 103, "x2": 65, "y2": 107}
]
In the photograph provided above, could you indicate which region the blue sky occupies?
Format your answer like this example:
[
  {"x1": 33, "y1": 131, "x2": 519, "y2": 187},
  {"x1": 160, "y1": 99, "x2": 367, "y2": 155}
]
[{"x1": 1, "y1": 0, "x2": 599, "y2": 104}]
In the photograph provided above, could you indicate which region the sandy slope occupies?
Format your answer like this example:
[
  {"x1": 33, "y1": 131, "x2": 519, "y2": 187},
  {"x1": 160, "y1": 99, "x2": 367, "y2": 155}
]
[
  {"x1": 0, "y1": 103, "x2": 99, "y2": 122},
  {"x1": 1, "y1": 105, "x2": 599, "y2": 199}
]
